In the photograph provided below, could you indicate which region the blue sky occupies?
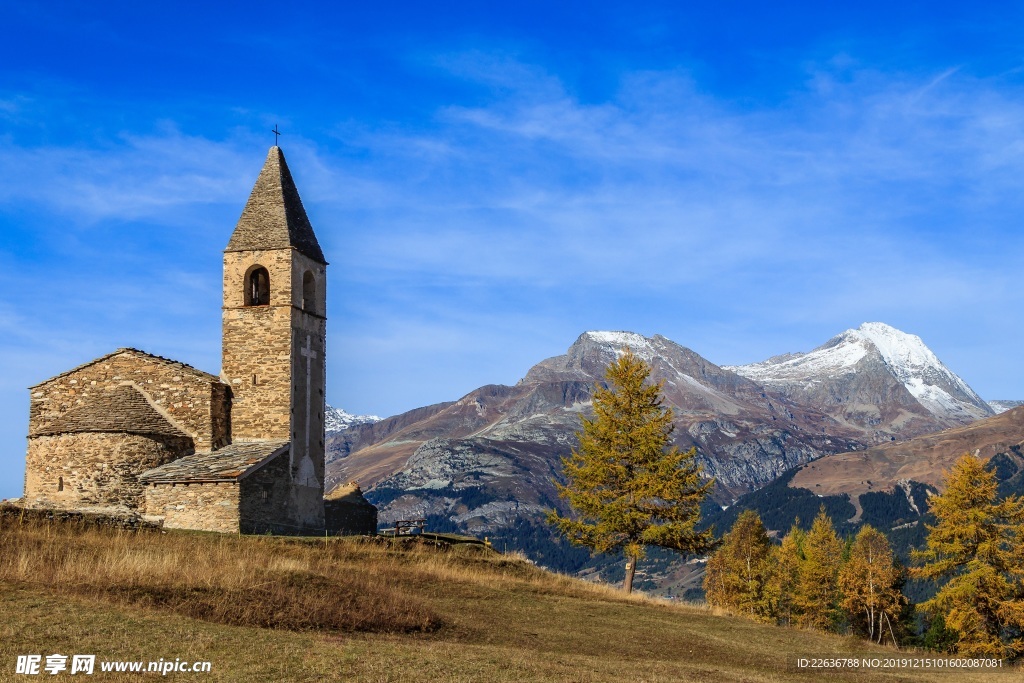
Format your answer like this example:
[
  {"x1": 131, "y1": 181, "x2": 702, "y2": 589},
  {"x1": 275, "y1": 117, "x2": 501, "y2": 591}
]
[{"x1": 2, "y1": 2, "x2": 1024, "y2": 498}]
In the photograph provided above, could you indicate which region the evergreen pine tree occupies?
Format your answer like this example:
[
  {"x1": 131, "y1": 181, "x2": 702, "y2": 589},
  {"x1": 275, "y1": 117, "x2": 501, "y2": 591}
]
[
  {"x1": 796, "y1": 507, "x2": 843, "y2": 631},
  {"x1": 912, "y1": 453, "x2": 1024, "y2": 658},
  {"x1": 922, "y1": 614, "x2": 958, "y2": 653},
  {"x1": 548, "y1": 348, "x2": 716, "y2": 593},
  {"x1": 704, "y1": 510, "x2": 775, "y2": 622}
]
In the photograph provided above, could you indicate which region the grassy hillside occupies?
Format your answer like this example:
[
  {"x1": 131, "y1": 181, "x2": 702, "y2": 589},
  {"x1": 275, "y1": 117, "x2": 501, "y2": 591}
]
[{"x1": 0, "y1": 514, "x2": 1018, "y2": 682}]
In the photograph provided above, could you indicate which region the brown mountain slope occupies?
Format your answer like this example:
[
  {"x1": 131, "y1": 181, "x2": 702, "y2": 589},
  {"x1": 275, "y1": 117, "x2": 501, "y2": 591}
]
[
  {"x1": 790, "y1": 406, "x2": 1024, "y2": 503},
  {"x1": 325, "y1": 385, "x2": 536, "y2": 492}
]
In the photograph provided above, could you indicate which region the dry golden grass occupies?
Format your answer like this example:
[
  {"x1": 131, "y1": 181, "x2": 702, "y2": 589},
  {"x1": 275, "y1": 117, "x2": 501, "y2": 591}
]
[
  {"x1": 2, "y1": 513, "x2": 1023, "y2": 682},
  {"x1": 0, "y1": 515, "x2": 438, "y2": 633}
]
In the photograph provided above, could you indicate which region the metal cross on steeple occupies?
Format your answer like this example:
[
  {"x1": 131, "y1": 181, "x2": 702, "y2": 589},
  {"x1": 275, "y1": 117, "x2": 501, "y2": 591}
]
[{"x1": 272, "y1": 125, "x2": 281, "y2": 146}]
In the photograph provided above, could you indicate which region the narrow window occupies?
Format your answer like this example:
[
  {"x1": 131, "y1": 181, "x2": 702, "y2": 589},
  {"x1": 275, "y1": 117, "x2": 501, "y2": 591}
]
[
  {"x1": 302, "y1": 271, "x2": 316, "y2": 312},
  {"x1": 57, "y1": 476, "x2": 63, "y2": 492},
  {"x1": 245, "y1": 267, "x2": 270, "y2": 306}
]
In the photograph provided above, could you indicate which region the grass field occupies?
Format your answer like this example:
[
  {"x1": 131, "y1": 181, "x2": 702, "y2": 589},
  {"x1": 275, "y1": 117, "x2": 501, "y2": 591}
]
[{"x1": 0, "y1": 515, "x2": 1018, "y2": 682}]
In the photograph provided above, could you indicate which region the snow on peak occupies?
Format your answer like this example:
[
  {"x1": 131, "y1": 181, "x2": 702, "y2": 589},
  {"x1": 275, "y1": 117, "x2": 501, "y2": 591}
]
[
  {"x1": 324, "y1": 405, "x2": 381, "y2": 433},
  {"x1": 581, "y1": 331, "x2": 655, "y2": 359},
  {"x1": 583, "y1": 330, "x2": 650, "y2": 347},
  {"x1": 989, "y1": 400, "x2": 1024, "y2": 414},
  {"x1": 848, "y1": 322, "x2": 986, "y2": 413},
  {"x1": 849, "y1": 322, "x2": 939, "y2": 374},
  {"x1": 727, "y1": 330, "x2": 868, "y2": 380},
  {"x1": 728, "y1": 322, "x2": 991, "y2": 421}
]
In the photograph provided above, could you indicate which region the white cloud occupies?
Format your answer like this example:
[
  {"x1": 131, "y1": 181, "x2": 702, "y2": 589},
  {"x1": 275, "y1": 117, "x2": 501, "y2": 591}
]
[
  {"x1": 0, "y1": 128, "x2": 257, "y2": 224},
  {"x1": 1, "y1": 56, "x2": 1023, "y2": 425}
]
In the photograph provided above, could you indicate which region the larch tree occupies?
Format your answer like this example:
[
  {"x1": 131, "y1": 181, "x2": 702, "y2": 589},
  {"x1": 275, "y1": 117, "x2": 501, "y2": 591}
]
[
  {"x1": 840, "y1": 524, "x2": 906, "y2": 645},
  {"x1": 795, "y1": 507, "x2": 843, "y2": 631},
  {"x1": 767, "y1": 523, "x2": 805, "y2": 627},
  {"x1": 912, "y1": 453, "x2": 1024, "y2": 658},
  {"x1": 704, "y1": 510, "x2": 775, "y2": 622},
  {"x1": 548, "y1": 348, "x2": 717, "y2": 593}
]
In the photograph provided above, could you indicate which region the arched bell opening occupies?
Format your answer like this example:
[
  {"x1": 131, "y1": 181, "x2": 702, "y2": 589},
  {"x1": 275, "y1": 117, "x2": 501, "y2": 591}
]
[{"x1": 244, "y1": 266, "x2": 270, "y2": 306}]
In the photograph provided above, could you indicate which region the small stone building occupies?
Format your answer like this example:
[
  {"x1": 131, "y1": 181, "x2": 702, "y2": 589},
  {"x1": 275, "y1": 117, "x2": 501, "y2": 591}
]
[
  {"x1": 22, "y1": 146, "x2": 376, "y2": 535},
  {"x1": 141, "y1": 441, "x2": 303, "y2": 534},
  {"x1": 325, "y1": 482, "x2": 378, "y2": 535}
]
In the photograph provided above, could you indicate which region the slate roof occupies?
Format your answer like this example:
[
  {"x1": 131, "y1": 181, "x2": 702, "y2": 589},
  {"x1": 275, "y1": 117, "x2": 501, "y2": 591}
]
[
  {"x1": 30, "y1": 347, "x2": 221, "y2": 389},
  {"x1": 32, "y1": 385, "x2": 187, "y2": 438},
  {"x1": 139, "y1": 440, "x2": 290, "y2": 483},
  {"x1": 225, "y1": 146, "x2": 326, "y2": 264}
]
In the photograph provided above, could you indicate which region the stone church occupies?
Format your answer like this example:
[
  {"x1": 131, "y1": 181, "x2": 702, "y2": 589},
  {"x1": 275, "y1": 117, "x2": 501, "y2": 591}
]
[{"x1": 22, "y1": 146, "x2": 376, "y2": 535}]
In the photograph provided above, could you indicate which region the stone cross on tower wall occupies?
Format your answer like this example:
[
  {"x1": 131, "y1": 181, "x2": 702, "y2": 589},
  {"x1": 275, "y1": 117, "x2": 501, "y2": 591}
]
[{"x1": 298, "y1": 334, "x2": 318, "y2": 486}]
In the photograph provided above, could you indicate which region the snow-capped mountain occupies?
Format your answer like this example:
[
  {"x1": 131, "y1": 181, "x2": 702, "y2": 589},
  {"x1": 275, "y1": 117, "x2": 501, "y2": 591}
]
[
  {"x1": 328, "y1": 330, "x2": 868, "y2": 513},
  {"x1": 989, "y1": 400, "x2": 1024, "y2": 415},
  {"x1": 726, "y1": 322, "x2": 993, "y2": 434},
  {"x1": 326, "y1": 324, "x2": 1001, "y2": 588},
  {"x1": 324, "y1": 405, "x2": 380, "y2": 433}
]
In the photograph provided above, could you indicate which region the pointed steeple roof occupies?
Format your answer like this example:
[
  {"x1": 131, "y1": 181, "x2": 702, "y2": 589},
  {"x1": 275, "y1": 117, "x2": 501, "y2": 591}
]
[{"x1": 225, "y1": 146, "x2": 326, "y2": 264}]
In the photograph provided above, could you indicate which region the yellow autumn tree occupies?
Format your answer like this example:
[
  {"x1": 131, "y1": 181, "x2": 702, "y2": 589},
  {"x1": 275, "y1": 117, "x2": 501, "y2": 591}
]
[
  {"x1": 795, "y1": 507, "x2": 843, "y2": 631},
  {"x1": 912, "y1": 454, "x2": 1024, "y2": 658},
  {"x1": 767, "y1": 523, "x2": 805, "y2": 627},
  {"x1": 548, "y1": 348, "x2": 717, "y2": 593},
  {"x1": 840, "y1": 524, "x2": 906, "y2": 645},
  {"x1": 704, "y1": 510, "x2": 775, "y2": 622}
]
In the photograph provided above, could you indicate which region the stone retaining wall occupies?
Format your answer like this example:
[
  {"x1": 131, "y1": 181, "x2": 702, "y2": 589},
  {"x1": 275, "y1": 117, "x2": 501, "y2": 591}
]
[{"x1": 0, "y1": 502, "x2": 162, "y2": 532}]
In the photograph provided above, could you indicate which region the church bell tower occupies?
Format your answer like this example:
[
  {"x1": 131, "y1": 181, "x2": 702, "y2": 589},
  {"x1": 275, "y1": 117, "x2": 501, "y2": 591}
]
[{"x1": 221, "y1": 146, "x2": 327, "y2": 512}]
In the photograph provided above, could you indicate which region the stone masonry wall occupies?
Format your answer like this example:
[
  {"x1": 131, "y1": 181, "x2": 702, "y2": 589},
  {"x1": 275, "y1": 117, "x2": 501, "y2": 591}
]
[
  {"x1": 325, "y1": 499, "x2": 377, "y2": 535},
  {"x1": 25, "y1": 432, "x2": 194, "y2": 509},
  {"x1": 29, "y1": 351, "x2": 230, "y2": 452},
  {"x1": 222, "y1": 249, "x2": 294, "y2": 441},
  {"x1": 211, "y1": 382, "x2": 231, "y2": 447},
  {"x1": 237, "y1": 450, "x2": 326, "y2": 535},
  {"x1": 144, "y1": 482, "x2": 240, "y2": 533},
  {"x1": 240, "y1": 452, "x2": 300, "y2": 534},
  {"x1": 0, "y1": 502, "x2": 163, "y2": 531},
  {"x1": 288, "y1": 249, "x2": 327, "y2": 501},
  {"x1": 222, "y1": 247, "x2": 328, "y2": 525}
]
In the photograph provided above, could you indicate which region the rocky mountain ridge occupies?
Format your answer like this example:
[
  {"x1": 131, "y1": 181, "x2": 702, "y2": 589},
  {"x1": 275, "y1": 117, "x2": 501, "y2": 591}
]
[
  {"x1": 328, "y1": 324, "x2": 995, "y2": 539},
  {"x1": 328, "y1": 332, "x2": 868, "y2": 522},
  {"x1": 324, "y1": 324, "x2": 1010, "y2": 588}
]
